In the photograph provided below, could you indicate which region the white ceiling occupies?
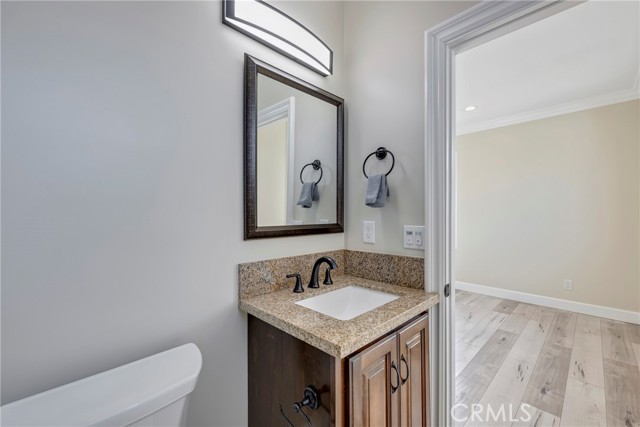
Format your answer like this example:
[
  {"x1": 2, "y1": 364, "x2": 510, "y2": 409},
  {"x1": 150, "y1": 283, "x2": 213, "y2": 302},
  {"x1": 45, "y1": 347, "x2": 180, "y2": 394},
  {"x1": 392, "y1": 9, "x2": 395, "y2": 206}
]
[{"x1": 455, "y1": 0, "x2": 640, "y2": 135}]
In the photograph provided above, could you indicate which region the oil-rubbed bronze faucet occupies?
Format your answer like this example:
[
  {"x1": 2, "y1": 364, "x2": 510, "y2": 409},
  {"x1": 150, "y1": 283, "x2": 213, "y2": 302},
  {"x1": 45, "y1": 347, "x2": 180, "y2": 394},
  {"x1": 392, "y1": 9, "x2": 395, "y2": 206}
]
[
  {"x1": 308, "y1": 256, "x2": 338, "y2": 289},
  {"x1": 286, "y1": 273, "x2": 304, "y2": 293}
]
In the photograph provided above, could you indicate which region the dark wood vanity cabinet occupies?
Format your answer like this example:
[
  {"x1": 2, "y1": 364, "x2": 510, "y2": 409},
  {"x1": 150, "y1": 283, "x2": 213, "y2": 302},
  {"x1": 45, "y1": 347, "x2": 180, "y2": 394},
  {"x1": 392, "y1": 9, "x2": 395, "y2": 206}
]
[
  {"x1": 398, "y1": 314, "x2": 430, "y2": 427},
  {"x1": 248, "y1": 315, "x2": 344, "y2": 427},
  {"x1": 248, "y1": 312, "x2": 429, "y2": 427},
  {"x1": 349, "y1": 313, "x2": 430, "y2": 427},
  {"x1": 349, "y1": 333, "x2": 399, "y2": 426}
]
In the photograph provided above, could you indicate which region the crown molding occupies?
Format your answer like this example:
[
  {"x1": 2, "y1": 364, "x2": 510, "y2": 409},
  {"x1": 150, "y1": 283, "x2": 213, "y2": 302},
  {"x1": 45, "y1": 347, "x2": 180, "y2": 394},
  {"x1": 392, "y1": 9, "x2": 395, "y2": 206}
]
[{"x1": 457, "y1": 85, "x2": 640, "y2": 136}]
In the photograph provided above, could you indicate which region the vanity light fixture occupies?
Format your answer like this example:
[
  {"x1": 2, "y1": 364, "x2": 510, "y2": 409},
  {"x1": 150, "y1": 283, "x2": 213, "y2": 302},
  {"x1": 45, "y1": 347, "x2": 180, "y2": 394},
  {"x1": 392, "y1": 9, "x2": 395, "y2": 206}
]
[
  {"x1": 464, "y1": 105, "x2": 477, "y2": 111},
  {"x1": 222, "y1": 0, "x2": 333, "y2": 76}
]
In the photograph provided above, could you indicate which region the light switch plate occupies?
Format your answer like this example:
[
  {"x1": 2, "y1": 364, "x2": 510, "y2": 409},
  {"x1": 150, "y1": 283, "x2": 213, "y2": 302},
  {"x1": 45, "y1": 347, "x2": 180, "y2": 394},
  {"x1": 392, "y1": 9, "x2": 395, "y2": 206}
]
[{"x1": 403, "y1": 225, "x2": 425, "y2": 250}]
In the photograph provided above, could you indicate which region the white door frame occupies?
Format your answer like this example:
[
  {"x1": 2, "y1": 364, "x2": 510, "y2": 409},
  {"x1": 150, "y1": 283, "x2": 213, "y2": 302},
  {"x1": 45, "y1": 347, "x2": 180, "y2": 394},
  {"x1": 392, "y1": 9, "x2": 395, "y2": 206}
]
[{"x1": 424, "y1": 2, "x2": 579, "y2": 426}]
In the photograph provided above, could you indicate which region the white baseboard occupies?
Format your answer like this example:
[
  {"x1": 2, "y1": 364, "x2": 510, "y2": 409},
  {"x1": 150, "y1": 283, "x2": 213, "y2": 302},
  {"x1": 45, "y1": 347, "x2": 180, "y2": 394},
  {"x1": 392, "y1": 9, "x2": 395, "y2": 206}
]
[{"x1": 455, "y1": 281, "x2": 640, "y2": 325}]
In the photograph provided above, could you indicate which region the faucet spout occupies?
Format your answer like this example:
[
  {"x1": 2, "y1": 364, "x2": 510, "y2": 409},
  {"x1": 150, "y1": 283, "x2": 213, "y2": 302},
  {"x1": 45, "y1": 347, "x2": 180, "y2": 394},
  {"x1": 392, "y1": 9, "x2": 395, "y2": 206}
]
[{"x1": 308, "y1": 256, "x2": 338, "y2": 289}]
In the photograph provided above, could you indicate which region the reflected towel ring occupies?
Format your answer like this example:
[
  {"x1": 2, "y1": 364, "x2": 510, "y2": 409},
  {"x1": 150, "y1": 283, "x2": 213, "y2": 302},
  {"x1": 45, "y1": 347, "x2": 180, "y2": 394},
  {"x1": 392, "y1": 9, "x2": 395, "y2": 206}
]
[
  {"x1": 362, "y1": 147, "x2": 395, "y2": 178},
  {"x1": 300, "y1": 160, "x2": 323, "y2": 184}
]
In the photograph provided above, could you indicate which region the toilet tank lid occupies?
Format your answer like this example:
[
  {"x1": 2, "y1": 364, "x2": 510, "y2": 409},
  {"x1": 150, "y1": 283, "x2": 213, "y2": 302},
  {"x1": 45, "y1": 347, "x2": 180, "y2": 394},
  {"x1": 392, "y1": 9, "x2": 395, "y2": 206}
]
[{"x1": 1, "y1": 343, "x2": 203, "y2": 427}]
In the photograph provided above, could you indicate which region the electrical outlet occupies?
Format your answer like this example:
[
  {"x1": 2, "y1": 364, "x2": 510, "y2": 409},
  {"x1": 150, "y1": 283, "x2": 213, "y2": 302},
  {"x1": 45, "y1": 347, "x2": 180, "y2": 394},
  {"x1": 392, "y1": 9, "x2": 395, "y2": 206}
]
[
  {"x1": 363, "y1": 221, "x2": 375, "y2": 244},
  {"x1": 403, "y1": 225, "x2": 425, "y2": 250},
  {"x1": 564, "y1": 279, "x2": 573, "y2": 290}
]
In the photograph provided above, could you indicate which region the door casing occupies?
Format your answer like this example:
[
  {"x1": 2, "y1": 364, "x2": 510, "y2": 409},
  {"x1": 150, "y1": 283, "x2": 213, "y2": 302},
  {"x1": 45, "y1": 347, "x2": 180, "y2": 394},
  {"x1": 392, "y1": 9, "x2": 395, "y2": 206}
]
[{"x1": 423, "y1": 2, "x2": 581, "y2": 426}]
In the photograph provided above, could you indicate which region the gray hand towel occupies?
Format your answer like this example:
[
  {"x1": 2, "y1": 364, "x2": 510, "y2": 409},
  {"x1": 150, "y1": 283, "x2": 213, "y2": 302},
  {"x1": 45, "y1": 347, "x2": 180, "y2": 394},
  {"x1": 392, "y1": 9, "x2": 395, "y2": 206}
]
[
  {"x1": 297, "y1": 182, "x2": 320, "y2": 208},
  {"x1": 365, "y1": 174, "x2": 390, "y2": 208}
]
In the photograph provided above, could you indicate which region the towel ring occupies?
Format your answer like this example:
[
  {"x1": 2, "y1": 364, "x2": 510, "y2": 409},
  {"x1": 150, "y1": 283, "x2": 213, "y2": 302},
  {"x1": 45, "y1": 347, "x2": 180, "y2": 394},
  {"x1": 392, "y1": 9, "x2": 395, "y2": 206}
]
[
  {"x1": 300, "y1": 160, "x2": 323, "y2": 184},
  {"x1": 362, "y1": 147, "x2": 395, "y2": 178}
]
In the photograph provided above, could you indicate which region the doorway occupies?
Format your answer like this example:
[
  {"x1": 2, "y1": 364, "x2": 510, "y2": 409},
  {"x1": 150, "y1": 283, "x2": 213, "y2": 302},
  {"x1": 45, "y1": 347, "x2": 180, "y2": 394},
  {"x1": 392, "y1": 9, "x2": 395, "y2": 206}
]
[
  {"x1": 425, "y1": 2, "x2": 639, "y2": 426},
  {"x1": 452, "y1": 2, "x2": 639, "y2": 425}
]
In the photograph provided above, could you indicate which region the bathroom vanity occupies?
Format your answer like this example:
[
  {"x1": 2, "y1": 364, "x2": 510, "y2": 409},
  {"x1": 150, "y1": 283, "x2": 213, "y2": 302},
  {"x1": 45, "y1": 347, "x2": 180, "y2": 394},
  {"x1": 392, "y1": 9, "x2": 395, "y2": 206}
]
[
  {"x1": 239, "y1": 261, "x2": 438, "y2": 427},
  {"x1": 239, "y1": 52, "x2": 438, "y2": 426}
]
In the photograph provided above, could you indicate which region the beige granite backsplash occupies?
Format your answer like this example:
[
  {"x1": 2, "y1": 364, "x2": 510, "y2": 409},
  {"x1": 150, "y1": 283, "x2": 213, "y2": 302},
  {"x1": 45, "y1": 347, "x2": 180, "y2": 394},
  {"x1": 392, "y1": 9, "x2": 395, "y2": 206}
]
[
  {"x1": 344, "y1": 250, "x2": 424, "y2": 289},
  {"x1": 238, "y1": 250, "x2": 346, "y2": 299},
  {"x1": 238, "y1": 250, "x2": 424, "y2": 298}
]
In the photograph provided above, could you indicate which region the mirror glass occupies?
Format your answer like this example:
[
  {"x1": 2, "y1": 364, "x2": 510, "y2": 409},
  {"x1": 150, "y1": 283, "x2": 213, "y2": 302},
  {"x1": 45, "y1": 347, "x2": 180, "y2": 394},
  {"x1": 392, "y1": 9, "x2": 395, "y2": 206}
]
[
  {"x1": 257, "y1": 74, "x2": 337, "y2": 226},
  {"x1": 244, "y1": 55, "x2": 344, "y2": 239}
]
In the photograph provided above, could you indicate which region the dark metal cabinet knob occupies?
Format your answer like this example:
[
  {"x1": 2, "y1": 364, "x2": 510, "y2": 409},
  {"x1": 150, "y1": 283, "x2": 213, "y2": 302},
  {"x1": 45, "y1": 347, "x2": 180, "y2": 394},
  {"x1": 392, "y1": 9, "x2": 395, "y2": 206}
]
[
  {"x1": 391, "y1": 361, "x2": 400, "y2": 394},
  {"x1": 400, "y1": 354, "x2": 409, "y2": 385}
]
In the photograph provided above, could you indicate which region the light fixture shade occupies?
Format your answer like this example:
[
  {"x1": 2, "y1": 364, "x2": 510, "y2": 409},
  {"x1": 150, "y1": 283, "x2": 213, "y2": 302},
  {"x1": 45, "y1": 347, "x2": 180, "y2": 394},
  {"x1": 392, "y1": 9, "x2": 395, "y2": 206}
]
[{"x1": 223, "y1": 0, "x2": 333, "y2": 76}]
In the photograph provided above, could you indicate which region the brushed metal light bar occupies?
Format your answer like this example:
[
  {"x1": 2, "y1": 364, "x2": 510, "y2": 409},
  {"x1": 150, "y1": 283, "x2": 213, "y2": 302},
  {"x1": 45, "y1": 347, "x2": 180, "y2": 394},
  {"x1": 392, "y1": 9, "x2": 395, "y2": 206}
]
[{"x1": 223, "y1": 0, "x2": 333, "y2": 76}]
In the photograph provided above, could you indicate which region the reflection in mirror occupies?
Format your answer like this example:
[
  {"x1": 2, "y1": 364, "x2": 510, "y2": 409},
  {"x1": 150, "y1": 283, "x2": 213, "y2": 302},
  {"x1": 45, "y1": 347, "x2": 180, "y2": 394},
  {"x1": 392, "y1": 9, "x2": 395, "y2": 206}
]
[
  {"x1": 257, "y1": 75, "x2": 337, "y2": 226},
  {"x1": 244, "y1": 54, "x2": 344, "y2": 239},
  {"x1": 257, "y1": 97, "x2": 295, "y2": 226}
]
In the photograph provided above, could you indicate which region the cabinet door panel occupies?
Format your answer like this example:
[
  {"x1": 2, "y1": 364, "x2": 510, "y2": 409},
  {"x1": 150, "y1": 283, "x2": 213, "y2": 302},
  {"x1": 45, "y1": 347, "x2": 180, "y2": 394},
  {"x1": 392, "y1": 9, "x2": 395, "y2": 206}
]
[
  {"x1": 248, "y1": 315, "x2": 283, "y2": 426},
  {"x1": 350, "y1": 334, "x2": 399, "y2": 427},
  {"x1": 398, "y1": 314, "x2": 429, "y2": 427}
]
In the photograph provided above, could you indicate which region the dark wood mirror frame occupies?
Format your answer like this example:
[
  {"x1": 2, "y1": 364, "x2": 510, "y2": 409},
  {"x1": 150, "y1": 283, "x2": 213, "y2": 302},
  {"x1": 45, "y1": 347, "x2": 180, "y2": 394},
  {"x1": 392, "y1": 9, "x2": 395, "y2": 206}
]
[{"x1": 244, "y1": 54, "x2": 344, "y2": 239}]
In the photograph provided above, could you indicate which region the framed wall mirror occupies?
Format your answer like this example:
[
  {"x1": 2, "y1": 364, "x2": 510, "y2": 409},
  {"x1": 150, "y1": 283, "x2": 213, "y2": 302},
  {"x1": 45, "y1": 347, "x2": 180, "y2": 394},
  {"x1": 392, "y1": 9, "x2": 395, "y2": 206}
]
[{"x1": 244, "y1": 54, "x2": 344, "y2": 239}]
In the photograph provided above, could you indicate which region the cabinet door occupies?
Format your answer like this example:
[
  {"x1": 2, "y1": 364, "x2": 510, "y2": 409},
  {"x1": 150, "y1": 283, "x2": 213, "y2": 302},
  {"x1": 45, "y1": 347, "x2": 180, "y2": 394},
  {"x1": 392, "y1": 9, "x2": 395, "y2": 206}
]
[
  {"x1": 349, "y1": 333, "x2": 400, "y2": 427},
  {"x1": 398, "y1": 314, "x2": 429, "y2": 427}
]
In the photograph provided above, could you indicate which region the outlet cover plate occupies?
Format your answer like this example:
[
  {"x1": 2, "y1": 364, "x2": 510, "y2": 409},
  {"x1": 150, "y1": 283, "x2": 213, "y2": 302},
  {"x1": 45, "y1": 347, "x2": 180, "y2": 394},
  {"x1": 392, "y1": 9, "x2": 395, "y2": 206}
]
[{"x1": 363, "y1": 221, "x2": 375, "y2": 244}]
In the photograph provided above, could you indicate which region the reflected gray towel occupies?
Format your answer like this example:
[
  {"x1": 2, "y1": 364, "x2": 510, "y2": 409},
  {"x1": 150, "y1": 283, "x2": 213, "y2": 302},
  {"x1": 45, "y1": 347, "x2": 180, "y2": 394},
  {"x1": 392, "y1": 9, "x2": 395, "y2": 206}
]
[
  {"x1": 297, "y1": 182, "x2": 320, "y2": 208},
  {"x1": 365, "y1": 174, "x2": 389, "y2": 208}
]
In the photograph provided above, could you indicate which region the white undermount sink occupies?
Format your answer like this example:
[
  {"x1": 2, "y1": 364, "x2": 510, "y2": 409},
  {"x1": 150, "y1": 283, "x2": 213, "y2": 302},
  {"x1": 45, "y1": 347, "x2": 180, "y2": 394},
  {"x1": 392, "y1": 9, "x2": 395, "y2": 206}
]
[{"x1": 295, "y1": 286, "x2": 399, "y2": 321}]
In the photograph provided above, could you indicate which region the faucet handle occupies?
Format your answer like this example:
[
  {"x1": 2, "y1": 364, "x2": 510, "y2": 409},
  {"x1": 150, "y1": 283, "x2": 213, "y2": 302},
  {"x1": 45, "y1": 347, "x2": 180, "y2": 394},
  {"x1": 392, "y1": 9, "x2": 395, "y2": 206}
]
[
  {"x1": 286, "y1": 273, "x2": 304, "y2": 293},
  {"x1": 323, "y1": 268, "x2": 334, "y2": 285}
]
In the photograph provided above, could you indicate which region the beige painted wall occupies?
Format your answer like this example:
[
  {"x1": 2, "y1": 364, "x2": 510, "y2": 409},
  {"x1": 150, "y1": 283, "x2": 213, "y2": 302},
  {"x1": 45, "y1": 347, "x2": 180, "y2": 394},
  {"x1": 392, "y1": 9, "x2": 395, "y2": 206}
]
[
  {"x1": 344, "y1": 1, "x2": 476, "y2": 256},
  {"x1": 456, "y1": 100, "x2": 640, "y2": 312},
  {"x1": 257, "y1": 119, "x2": 288, "y2": 226}
]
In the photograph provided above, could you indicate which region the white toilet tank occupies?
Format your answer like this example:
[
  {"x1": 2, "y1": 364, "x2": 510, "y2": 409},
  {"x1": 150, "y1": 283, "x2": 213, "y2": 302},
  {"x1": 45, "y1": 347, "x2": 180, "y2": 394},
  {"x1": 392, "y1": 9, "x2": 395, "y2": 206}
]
[{"x1": 0, "y1": 343, "x2": 202, "y2": 427}]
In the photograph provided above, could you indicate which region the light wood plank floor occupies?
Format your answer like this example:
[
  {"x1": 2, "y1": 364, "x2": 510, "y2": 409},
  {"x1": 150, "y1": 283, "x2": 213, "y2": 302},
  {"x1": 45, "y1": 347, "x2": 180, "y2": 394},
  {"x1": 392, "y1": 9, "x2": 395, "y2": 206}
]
[{"x1": 455, "y1": 290, "x2": 640, "y2": 427}]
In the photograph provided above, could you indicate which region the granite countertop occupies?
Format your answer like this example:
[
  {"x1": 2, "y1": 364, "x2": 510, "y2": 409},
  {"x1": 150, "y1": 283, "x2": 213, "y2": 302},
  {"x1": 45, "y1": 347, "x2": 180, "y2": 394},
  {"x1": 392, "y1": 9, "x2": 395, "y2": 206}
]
[{"x1": 239, "y1": 275, "x2": 439, "y2": 358}]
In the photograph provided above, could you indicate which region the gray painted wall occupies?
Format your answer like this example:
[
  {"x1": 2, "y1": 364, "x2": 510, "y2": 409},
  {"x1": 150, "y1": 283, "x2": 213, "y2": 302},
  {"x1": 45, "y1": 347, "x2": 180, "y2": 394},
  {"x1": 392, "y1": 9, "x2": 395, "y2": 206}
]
[
  {"x1": 1, "y1": 1, "x2": 482, "y2": 425},
  {"x1": 343, "y1": 1, "x2": 476, "y2": 256},
  {"x1": 1, "y1": 2, "x2": 344, "y2": 425}
]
